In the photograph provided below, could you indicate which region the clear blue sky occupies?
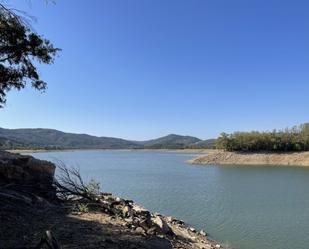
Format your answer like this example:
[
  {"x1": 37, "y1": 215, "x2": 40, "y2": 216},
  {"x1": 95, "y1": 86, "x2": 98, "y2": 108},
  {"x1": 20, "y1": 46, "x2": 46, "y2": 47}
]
[{"x1": 0, "y1": 0, "x2": 308, "y2": 140}]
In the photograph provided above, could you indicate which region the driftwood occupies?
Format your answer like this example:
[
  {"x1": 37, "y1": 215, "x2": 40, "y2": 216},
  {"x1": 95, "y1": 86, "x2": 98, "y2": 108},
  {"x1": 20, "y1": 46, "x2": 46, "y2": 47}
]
[
  {"x1": 53, "y1": 163, "x2": 100, "y2": 202},
  {"x1": 5, "y1": 231, "x2": 61, "y2": 249},
  {"x1": 34, "y1": 231, "x2": 61, "y2": 249}
]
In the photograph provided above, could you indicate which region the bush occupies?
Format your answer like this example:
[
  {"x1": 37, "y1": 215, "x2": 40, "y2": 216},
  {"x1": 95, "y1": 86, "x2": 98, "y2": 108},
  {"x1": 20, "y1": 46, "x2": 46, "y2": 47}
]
[{"x1": 216, "y1": 123, "x2": 309, "y2": 152}]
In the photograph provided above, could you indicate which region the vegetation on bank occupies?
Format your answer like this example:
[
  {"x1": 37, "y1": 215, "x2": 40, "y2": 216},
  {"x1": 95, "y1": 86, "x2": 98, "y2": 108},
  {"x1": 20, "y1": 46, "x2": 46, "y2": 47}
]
[
  {"x1": 216, "y1": 123, "x2": 309, "y2": 152},
  {"x1": 4, "y1": 123, "x2": 309, "y2": 153}
]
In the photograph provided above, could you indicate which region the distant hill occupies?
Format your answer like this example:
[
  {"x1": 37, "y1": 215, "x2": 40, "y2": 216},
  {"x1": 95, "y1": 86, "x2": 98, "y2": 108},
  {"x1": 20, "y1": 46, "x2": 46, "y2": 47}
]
[
  {"x1": 188, "y1": 139, "x2": 216, "y2": 149},
  {"x1": 0, "y1": 128, "x2": 212, "y2": 150},
  {"x1": 141, "y1": 134, "x2": 202, "y2": 149},
  {"x1": 0, "y1": 128, "x2": 137, "y2": 150},
  {"x1": 0, "y1": 137, "x2": 28, "y2": 150}
]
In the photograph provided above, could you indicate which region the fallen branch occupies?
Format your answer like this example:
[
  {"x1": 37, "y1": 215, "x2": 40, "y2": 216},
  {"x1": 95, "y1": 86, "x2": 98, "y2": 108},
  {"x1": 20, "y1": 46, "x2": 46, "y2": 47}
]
[{"x1": 53, "y1": 162, "x2": 101, "y2": 202}]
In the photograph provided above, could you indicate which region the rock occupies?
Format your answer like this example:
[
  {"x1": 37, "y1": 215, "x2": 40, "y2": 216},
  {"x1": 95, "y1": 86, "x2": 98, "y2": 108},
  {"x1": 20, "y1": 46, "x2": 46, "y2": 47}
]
[
  {"x1": 146, "y1": 226, "x2": 157, "y2": 235},
  {"x1": 122, "y1": 205, "x2": 134, "y2": 218},
  {"x1": 124, "y1": 217, "x2": 134, "y2": 223},
  {"x1": 215, "y1": 244, "x2": 221, "y2": 248},
  {"x1": 135, "y1": 227, "x2": 145, "y2": 235},
  {"x1": 199, "y1": 230, "x2": 207, "y2": 236},
  {"x1": 170, "y1": 218, "x2": 184, "y2": 225},
  {"x1": 151, "y1": 216, "x2": 174, "y2": 236},
  {"x1": 125, "y1": 199, "x2": 134, "y2": 206},
  {"x1": 166, "y1": 216, "x2": 173, "y2": 222},
  {"x1": 139, "y1": 216, "x2": 152, "y2": 231},
  {"x1": 0, "y1": 151, "x2": 56, "y2": 198},
  {"x1": 138, "y1": 210, "x2": 151, "y2": 218},
  {"x1": 132, "y1": 204, "x2": 151, "y2": 219},
  {"x1": 189, "y1": 227, "x2": 196, "y2": 232}
]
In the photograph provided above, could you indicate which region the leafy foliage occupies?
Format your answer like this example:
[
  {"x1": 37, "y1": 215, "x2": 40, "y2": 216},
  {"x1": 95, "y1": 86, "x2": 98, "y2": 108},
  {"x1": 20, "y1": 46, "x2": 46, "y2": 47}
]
[
  {"x1": 185, "y1": 139, "x2": 216, "y2": 149},
  {"x1": 216, "y1": 123, "x2": 309, "y2": 152},
  {"x1": 76, "y1": 203, "x2": 89, "y2": 213},
  {"x1": 0, "y1": 3, "x2": 60, "y2": 107},
  {"x1": 86, "y1": 179, "x2": 101, "y2": 196}
]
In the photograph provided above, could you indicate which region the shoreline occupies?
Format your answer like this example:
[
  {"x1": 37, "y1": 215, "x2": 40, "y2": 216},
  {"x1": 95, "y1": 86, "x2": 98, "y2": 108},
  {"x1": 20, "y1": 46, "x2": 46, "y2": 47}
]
[
  {"x1": 91, "y1": 192, "x2": 227, "y2": 249},
  {"x1": 188, "y1": 150, "x2": 309, "y2": 167},
  {"x1": 0, "y1": 150, "x2": 226, "y2": 248},
  {"x1": 7, "y1": 148, "x2": 212, "y2": 154}
]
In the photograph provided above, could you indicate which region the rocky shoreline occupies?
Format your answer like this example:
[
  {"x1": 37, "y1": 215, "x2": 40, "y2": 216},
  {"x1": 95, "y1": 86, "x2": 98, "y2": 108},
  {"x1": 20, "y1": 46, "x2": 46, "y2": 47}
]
[
  {"x1": 0, "y1": 151, "x2": 226, "y2": 249},
  {"x1": 87, "y1": 192, "x2": 226, "y2": 249},
  {"x1": 188, "y1": 150, "x2": 309, "y2": 166}
]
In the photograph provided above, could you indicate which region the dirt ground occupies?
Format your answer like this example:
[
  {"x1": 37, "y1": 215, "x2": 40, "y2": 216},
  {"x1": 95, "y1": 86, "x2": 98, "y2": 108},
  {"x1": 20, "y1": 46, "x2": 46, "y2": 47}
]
[
  {"x1": 0, "y1": 191, "x2": 222, "y2": 249},
  {"x1": 188, "y1": 150, "x2": 309, "y2": 166},
  {"x1": 0, "y1": 200, "x2": 173, "y2": 249}
]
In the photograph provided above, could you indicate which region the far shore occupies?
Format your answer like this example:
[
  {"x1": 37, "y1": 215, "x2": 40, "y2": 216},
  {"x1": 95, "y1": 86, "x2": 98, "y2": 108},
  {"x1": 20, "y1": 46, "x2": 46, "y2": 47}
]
[
  {"x1": 7, "y1": 148, "x2": 213, "y2": 154},
  {"x1": 9, "y1": 148, "x2": 309, "y2": 167},
  {"x1": 188, "y1": 150, "x2": 309, "y2": 167}
]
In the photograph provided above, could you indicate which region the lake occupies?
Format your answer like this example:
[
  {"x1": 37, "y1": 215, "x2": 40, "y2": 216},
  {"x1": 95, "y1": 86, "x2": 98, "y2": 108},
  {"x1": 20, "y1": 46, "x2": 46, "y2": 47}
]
[{"x1": 31, "y1": 150, "x2": 309, "y2": 249}]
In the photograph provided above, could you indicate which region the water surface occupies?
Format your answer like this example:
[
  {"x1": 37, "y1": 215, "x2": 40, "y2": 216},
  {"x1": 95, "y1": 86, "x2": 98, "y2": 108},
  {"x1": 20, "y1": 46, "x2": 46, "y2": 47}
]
[{"x1": 31, "y1": 150, "x2": 309, "y2": 249}]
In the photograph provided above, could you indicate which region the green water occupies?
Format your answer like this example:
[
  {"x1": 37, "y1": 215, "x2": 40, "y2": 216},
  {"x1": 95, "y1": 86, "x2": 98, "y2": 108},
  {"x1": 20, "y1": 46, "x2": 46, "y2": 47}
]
[{"x1": 32, "y1": 150, "x2": 309, "y2": 249}]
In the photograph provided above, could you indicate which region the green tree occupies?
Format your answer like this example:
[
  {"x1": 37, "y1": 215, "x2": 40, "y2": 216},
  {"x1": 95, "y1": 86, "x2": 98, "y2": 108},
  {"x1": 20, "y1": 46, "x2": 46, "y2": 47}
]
[
  {"x1": 0, "y1": 2, "x2": 60, "y2": 107},
  {"x1": 216, "y1": 124, "x2": 309, "y2": 152}
]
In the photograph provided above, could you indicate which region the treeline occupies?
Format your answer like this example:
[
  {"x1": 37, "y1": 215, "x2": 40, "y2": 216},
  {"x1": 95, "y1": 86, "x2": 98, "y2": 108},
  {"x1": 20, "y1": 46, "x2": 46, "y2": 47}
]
[
  {"x1": 216, "y1": 123, "x2": 309, "y2": 152},
  {"x1": 0, "y1": 137, "x2": 63, "y2": 151}
]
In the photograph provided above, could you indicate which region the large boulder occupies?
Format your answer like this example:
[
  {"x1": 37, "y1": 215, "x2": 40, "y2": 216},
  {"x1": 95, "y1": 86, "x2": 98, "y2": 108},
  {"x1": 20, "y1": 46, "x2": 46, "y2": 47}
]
[
  {"x1": 0, "y1": 151, "x2": 56, "y2": 198},
  {"x1": 151, "y1": 215, "x2": 174, "y2": 236}
]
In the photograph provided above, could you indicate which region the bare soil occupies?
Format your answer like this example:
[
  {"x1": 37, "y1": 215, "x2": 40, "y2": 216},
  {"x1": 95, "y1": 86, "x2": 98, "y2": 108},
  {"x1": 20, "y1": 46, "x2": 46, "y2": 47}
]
[
  {"x1": 188, "y1": 150, "x2": 309, "y2": 166},
  {"x1": 0, "y1": 191, "x2": 225, "y2": 249}
]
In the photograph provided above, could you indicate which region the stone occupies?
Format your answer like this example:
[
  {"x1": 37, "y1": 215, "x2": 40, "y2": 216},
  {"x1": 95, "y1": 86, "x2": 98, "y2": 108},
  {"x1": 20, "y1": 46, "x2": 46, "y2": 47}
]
[
  {"x1": 125, "y1": 199, "x2": 134, "y2": 205},
  {"x1": 199, "y1": 230, "x2": 207, "y2": 236},
  {"x1": 139, "y1": 216, "x2": 152, "y2": 231},
  {"x1": 135, "y1": 227, "x2": 145, "y2": 235},
  {"x1": 151, "y1": 216, "x2": 174, "y2": 235},
  {"x1": 172, "y1": 218, "x2": 184, "y2": 225},
  {"x1": 0, "y1": 151, "x2": 56, "y2": 198},
  {"x1": 122, "y1": 205, "x2": 134, "y2": 218},
  {"x1": 124, "y1": 217, "x2": 134, "y2": 223},
  {"x1": 189, "y1": 227, "x2": 196, "y2": 232},
  {"x1": 215, "y1": 244, "x2": 221, "y2": 248},
  {"x1": 146, "y1": 227, "x2": 157, "y2": 235},
  {"x1": 166, "y1": 216, "x2": 173, "y2": 222}
]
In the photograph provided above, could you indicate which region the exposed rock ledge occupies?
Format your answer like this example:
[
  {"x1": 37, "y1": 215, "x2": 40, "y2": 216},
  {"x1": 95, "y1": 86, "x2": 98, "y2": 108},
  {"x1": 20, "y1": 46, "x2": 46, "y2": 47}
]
[
  {"x1": 188, "y1": 150, "x2": 309, "y2": 166},
  {"x1": 0, "y1": 151, "x2": 226, "y2": 249},
  {"x1": 0, "y1": 150, "x2": 56, "y2": 198}
]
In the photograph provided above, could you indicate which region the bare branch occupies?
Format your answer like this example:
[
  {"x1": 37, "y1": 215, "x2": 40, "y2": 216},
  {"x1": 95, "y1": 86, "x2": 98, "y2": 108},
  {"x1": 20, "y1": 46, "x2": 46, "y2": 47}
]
[{"x1": 53, "y1": 162, "x2": 101, "y2": 202}]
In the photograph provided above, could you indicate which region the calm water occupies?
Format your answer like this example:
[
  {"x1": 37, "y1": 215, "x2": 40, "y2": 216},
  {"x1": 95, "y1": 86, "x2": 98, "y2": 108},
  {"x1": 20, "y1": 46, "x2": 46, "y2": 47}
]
[{"x1": 31, "y1": 150, "x2": 309, "y2": 249}]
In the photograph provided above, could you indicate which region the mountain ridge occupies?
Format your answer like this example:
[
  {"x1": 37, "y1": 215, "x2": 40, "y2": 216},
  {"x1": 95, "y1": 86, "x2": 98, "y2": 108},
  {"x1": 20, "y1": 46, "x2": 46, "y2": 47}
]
[{"x1": 0, "y1": 127, "x2": 215, "y2": 150}]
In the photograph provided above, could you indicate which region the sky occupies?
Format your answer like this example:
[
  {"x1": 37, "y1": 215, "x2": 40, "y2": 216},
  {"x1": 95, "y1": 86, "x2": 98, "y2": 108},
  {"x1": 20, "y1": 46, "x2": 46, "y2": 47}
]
[{"x1": 0, "y1": 0, "x2": 308, "y2": 140}]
